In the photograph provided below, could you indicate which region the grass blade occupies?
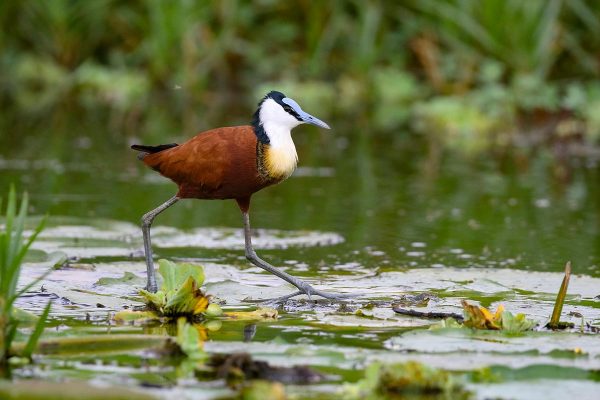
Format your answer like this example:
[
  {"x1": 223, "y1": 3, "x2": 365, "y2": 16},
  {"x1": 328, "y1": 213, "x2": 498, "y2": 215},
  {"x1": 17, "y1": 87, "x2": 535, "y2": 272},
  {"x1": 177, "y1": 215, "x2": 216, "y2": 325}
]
[{"x1": 22, "y1": 301, "x2": 51, "y2": 359}]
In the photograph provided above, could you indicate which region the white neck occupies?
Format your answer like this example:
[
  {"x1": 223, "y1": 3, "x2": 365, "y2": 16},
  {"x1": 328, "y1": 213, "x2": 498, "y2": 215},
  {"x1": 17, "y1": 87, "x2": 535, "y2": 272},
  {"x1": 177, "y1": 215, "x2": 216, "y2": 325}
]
[
  {"x1": 261, "y1": 121, "x2": 298, "y2": 178},
  {"x1": 263, "y1": 122, "x2": 295, "y2": 150}
]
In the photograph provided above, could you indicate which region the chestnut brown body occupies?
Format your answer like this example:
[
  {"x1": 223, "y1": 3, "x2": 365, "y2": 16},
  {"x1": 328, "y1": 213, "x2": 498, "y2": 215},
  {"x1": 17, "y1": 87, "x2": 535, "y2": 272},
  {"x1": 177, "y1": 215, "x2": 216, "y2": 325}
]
[{"x1": 141, "y1": 126, "x2": 280, "y2": 202}]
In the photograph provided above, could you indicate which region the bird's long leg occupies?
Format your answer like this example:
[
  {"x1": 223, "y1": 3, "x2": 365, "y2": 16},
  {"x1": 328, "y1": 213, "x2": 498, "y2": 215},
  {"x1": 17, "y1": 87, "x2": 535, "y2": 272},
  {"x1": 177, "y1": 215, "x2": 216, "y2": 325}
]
[
  {"x1": 141, "y1": 196, "x2": 179, "y2": 292},
  {"x1": 241, "y1": 211, "x2": 351, "y2": 301}
]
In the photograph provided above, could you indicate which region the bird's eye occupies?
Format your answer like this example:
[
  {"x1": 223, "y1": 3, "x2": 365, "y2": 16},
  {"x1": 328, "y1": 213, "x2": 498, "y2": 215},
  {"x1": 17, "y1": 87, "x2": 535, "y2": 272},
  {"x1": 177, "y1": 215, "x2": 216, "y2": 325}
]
[{"x1": 283, "y1": 105, "x2": 293, "y2": 113}]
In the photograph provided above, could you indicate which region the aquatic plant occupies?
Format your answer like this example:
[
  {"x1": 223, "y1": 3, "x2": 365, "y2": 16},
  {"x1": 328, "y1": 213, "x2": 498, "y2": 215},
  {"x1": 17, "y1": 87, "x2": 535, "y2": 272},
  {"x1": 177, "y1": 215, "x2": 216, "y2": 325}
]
[
  {"x1": 343, "y1": 360, "x2": 470, "y2": 399},
  {"x1": 2, "y1": 0, "x2": 600, "y2": 144},
  {"x1": 548, "y1": 262, "x2": 574, "y2": 330},
  {"x1": 0, "y1": 186, "x2": 51, "y2": 369},
  {"x1": 139, "y1": 259, "x2": 211, "y2": 318},
  {"x1": 461, "y1": 301, "x2": 536, "y2": 333}
]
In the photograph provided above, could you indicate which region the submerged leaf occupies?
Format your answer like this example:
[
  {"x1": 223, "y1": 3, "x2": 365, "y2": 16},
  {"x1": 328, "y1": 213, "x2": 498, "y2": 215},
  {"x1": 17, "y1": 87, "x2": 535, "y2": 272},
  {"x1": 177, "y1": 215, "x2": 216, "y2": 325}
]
[{"x1": 224, "y1": 308, "x2": 278, "y2": 321}]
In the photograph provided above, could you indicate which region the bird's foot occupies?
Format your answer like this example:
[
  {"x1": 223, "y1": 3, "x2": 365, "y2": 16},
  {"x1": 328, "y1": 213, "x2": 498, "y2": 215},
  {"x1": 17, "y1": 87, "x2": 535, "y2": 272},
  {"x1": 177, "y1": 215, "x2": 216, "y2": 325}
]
[
  {"x1": 145, "y1": 282, "x2": 158, "y2": 293},
  {"x1": 264, "y1": 282, "x2": 356, "y2": 304}
]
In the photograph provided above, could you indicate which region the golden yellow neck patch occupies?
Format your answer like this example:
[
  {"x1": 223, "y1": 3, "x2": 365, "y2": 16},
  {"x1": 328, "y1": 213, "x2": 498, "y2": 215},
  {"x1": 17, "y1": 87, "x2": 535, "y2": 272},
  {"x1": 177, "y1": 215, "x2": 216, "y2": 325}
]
[{"x1": 265, "y1": 145, "x2": 297, "y2": 180}]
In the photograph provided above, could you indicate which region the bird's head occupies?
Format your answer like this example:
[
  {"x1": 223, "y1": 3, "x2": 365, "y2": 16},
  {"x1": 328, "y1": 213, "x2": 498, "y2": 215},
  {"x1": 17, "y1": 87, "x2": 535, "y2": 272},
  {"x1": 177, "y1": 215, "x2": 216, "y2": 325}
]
[{"x1": 252, "y1": 91, "x2": 330, "y2": 135}]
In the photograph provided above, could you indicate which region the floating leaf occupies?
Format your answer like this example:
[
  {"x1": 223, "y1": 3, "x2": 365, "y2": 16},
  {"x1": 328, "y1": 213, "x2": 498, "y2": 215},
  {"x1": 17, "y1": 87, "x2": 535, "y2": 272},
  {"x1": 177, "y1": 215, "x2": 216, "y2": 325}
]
[
  {"x1": 223, "y1": 308, "x2": 278, "y2": 321},
  {"x1": 114, "y1": 310, "x2": 158, "y2": 323},
  {"x1": 501, "y1": 311, "x2": 537, "y2": 333},
  {"x1": 205, "y1": 303, "x2": 223, "y2": 317},
  {"x1": 96, "y1": 272, "x2": 145, "y2": 286},
  {"x1": 430, "y1": 318, "x2": 464, "y2": 329}
]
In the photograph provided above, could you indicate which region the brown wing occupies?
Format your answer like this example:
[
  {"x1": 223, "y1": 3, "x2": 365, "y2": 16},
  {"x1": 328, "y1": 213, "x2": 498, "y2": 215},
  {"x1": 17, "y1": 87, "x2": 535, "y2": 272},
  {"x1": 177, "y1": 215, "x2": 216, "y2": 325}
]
[{"x1": 142, "y1": 126, "x2": 261, "y2": 199}]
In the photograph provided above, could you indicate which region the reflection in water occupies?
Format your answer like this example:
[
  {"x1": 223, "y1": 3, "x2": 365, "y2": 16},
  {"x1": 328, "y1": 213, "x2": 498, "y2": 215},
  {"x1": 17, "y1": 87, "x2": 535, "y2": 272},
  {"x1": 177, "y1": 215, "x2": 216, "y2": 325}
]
[
  {"x1": 1, "y1": 117, "x2": 599, "y2": 278},
  {"x1": 243, "y1": 324, "x2": 257, "y2": 342}
]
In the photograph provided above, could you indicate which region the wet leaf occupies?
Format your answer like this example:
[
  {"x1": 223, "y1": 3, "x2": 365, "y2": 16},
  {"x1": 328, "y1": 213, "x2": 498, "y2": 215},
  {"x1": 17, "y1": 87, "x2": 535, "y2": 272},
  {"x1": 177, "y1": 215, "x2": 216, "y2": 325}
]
[
  {"x1": 205, "y1": 303, "x2": 223, "y2": 317},
  {"x1": 113, "y1": 309, "x2": 158, "y2": 323},
  {"x1": 461, "y1": 301, "x2": 535, "y2": 332},
  {"x1": 139, "y1": 290, "x2": 166, "y2": 310},
  {"x1": 430, "y1": 318, "x2": 464, "y2": 329},
  {"x1": 95, "y1": 271, "x2": 144, "y2": 286},
  {"x1": 224, "y1": 308, "x2": 278, "y2": 321},
  {"x1": 462, "y1": 300, "x2": 502, "y2": 330},
  {"x1": 158, "y1": 259, "x2": 205, "y2": 292},
  {"x1": 138, "y1": 260, "x2": 210, "y2": 318},
  {"x1": 164, "y1": 276, "x2": 208, "y2": 316},
  {"x1": 501, "y1": 311, "x2": 537, "y2": 333}
]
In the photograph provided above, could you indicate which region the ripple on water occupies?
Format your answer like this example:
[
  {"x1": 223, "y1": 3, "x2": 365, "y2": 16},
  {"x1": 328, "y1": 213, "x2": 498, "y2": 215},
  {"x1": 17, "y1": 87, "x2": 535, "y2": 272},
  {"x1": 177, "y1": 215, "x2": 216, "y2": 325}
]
[
  {"x1": 152, "y1": 227, "x2": 344, "y2": 250},
  {"x1": 25, "y1": 218, "x2": 345, "y2": 259}
]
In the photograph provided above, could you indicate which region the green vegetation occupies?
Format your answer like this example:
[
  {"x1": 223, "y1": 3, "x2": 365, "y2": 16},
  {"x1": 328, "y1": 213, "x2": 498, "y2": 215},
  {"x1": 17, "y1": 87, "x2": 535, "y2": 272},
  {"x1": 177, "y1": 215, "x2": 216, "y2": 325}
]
[
  {"x1": 2, "y1": 0, "x2": 600, "y2": 156},
  {"x1": 0, "y1": 187, "x2": 50, "y2": 371},
  {"x1": 343, "y1": 361, "x2": 470, "y2": 399},
  {"x1": 113, "y1": 259, "x2": 215, "y2": 323}
]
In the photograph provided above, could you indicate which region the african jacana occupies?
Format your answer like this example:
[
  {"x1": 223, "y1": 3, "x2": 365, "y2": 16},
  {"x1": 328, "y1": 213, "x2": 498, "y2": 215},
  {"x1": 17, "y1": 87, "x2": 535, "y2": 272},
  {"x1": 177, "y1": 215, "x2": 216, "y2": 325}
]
[{"x1": 132, "y1": 91, "x2": 344, "y2": 300}]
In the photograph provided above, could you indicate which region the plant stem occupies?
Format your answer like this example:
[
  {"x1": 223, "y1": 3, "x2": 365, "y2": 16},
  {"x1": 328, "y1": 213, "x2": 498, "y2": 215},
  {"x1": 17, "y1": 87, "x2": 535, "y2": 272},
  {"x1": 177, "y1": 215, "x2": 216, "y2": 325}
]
[{"x1": 549, "y1": 261, "x2": 571, "y2": 329}]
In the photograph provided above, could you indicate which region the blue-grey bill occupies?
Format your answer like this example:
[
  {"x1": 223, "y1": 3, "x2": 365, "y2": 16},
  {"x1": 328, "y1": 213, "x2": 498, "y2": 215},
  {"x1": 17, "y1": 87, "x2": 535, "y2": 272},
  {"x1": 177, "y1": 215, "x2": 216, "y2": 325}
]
[
  {"x1": 283, "y1": 97, "x2": 331, "y2": 129},
  {"x1": 300, "y1": 112, "x2": 330, "y2": 129}
]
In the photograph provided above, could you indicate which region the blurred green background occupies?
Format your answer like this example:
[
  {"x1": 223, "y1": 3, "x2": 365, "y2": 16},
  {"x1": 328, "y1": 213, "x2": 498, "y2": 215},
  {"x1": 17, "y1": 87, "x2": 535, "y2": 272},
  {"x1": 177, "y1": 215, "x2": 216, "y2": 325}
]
[{"x1": 1, "y1": 0, "x2": 600, "y2": 276}]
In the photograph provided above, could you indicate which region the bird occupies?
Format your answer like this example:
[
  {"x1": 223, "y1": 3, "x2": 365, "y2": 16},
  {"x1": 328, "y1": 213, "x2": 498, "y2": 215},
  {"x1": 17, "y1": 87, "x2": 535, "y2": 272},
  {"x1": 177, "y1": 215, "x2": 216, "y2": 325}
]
[{"x1": 131, "y1": 91, "x2": 346, "y2": 300}]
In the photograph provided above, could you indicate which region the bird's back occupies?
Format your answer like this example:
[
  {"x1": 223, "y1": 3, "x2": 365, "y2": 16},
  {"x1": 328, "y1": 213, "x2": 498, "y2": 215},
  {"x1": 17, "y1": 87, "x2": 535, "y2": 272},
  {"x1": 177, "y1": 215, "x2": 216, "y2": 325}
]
[{"x1": 139, "y1": 126, "x2": 271, "y2": 199}]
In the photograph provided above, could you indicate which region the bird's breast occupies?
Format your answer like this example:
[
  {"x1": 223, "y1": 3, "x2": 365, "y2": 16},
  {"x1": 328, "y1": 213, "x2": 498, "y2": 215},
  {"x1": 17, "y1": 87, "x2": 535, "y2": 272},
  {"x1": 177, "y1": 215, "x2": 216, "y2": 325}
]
[{"x1": 258, "y1": 142, "x2": 298, "y2": 181}]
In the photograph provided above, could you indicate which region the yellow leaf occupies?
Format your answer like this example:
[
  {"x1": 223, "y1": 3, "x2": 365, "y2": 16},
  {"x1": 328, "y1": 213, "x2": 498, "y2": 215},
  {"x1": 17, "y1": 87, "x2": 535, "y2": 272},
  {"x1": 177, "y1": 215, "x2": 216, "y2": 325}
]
[
  {"x1": 493, "y1": 304, "x2": 504, "y2": 322},
  {"x1": 223, "y1": 307, "x2": 278, "y2": 321},
  {"x1": 194, "y1": 296, "x2": 209, "y2": 314},
  {"x1": 461, "y1": 300, "x2": 501, "y2": 330}
]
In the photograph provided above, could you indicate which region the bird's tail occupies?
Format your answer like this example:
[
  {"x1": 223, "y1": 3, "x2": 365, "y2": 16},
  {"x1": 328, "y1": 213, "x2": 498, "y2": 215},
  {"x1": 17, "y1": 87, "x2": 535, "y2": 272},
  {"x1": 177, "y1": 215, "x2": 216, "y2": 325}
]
[{"x1": 131, "y1": 143, "x2": 178, "y2": 159}]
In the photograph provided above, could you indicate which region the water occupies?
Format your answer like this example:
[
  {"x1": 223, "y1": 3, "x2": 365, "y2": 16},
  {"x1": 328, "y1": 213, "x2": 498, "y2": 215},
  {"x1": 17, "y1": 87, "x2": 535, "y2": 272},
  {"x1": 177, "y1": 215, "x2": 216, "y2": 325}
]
[{"x1": 1, "y1": 116, "x2": 599, "y2": 398}]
